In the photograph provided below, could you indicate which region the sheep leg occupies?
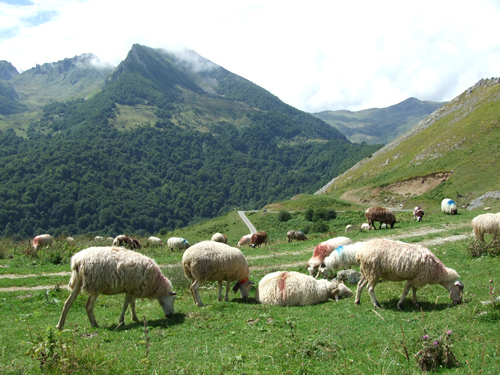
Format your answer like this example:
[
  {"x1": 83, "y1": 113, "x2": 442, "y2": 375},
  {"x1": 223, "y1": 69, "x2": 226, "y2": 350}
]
[
  {"x1": 190, "y1": 280, "x2": 204, "y2": 307},
  {"x1": 354, "y1": 276, "x2": 367, "y2": 304},
  {"x1": 367, "y1": 284, "x2": 381, "y2": 308},
  {"x1": 411, "y1": 287, "x2": 419, "y2": 307},
  {"x1": 56, "y1": 276, "x2": 83, "y2": 330},
  {"x1": 217, "y1": 281, "x2": 223, "y2": 301},
  {"x1": 130, "y1": 298, "x2": 139, "y2": 322},
  {"x1": 397, "y1": 282, "x2": 418, "y2": 309},
  {"x1": 224, "y1": 281, "x2": 230, "y2": 302},
  {"x1": 85, "y1": 295, "x2": 99, "y2": 327}
]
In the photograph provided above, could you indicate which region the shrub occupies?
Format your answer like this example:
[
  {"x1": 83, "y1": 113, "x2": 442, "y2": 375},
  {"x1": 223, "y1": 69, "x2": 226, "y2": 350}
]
[
  {"x1": 415, "y1": 329, "x2": 459, "y2": 372},
  {"x1": 278, "y1": 210, "x2": 292, "y2": 222}
]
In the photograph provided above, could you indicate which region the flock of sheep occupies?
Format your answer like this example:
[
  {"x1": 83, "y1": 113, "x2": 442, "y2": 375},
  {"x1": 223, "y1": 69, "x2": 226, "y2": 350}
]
[{"x1": 50, "y1": 198, "x2": 500, "y2": 329}]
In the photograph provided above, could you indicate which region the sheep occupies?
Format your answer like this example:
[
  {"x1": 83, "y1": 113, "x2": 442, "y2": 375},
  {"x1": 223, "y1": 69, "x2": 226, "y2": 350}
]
[
  {"x1": 345, "y1": 224, "x2": 355, "y2": 233},
  {"x1": 112, "y1": 235, "x2": 141, "y2": 249},
  {"x1": 211, "y1": 232, "x2": 228, "y2": 243},
  {"x1": 306, "y1": 236, "x2": 353, "y2": 277},
  {"x1": 364, "y1": 207, "x2": 396, "y2": 229},
  {"x1": 441, "y1": 198, "x2": 458, "y2": 215},
  {"x1": 167, "y1": 237, "x2": 190, "y2": 252},
  {"x1": 354, "y1": 238, "x2": 464, "y2": 309},
  {"x1": 182, "y1": 240, "x2": 253, "y2": 307},
  {"x1": 472, "y1": 213, "x2": 500, "y2": 243},
  {"x1": 237, "y1": 234, "x2": 252, "y2": 247},
  {"x1": 147, "y1": 236, "x2": 163, "y2": 245},
  {"x1": 287, "y1": 230, "x2": 307, "y2": 242},
  {"x1": 94, "y1": 236, "x2": 104, "y2": 241},
  {"x1": 250, "y1": 231, "x2": 268, "y2": 248},
  {"x1": 317, "y1": 242, "x2": 366, "y2": 279},
  {"x1": 33, "y1": 234, "x2": 53, "y2": 250},
  {"x1": 56, "y1": 246, "x2": 176, "y2": 329},
  {"x1": 413, "y1": 206, "x2": 425, "y2": 222},
  {"x1": 255, "y1": 271, "x2": 353, "y2": 306},
  {"x1": 360, "y1": 223, "x2": 370, "y2": 231}
]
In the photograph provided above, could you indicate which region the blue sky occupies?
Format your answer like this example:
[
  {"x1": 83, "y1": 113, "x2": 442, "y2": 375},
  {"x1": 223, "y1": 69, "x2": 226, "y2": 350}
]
[{"x1": 1, "y1": 0, "x2": 500, "y2": 112}]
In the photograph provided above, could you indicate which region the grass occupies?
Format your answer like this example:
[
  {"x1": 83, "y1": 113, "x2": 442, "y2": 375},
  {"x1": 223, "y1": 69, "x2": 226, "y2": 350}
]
[{"x1": 0, "y1": 209, "x2": 499, "y2": 374}]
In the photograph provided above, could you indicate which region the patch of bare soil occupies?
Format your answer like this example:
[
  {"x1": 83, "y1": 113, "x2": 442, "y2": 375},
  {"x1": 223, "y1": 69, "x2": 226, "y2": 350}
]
[{"x1": 340, "y1": 172, "x2": 452, "y2": 206}]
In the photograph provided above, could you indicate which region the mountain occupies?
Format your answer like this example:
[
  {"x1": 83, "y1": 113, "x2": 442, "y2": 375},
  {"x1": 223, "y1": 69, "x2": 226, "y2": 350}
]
[
  {"x1": 0, "y1": 60, "x2": 19, "y2": 80},
  {"x1": 314, "y1": 77, "x2": 500, "y2": 208},
  {"x1": 313, "y1": 97, "x2": 446, "y2": 144},
  {"x1": 0, "y1": 44, "x2": 380, "y2": 238}
]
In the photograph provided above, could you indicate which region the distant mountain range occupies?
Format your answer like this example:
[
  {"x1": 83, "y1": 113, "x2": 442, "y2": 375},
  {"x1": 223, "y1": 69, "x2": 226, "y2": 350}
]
[
  {"x1": 0, "y1": 45, "x2": 380, "y2": 238},
  {"x1": 313, "y1": 97, "x2": 446, "y2": 144}
]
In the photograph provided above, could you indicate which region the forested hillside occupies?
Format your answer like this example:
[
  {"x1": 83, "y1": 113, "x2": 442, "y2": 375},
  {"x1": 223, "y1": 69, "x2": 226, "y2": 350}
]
[{"x1": 0, "y1": 45, "x2": 380, "y2": 238}]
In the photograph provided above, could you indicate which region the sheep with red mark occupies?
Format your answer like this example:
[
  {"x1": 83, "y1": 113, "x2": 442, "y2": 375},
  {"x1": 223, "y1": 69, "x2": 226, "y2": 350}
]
[
  {"x1": 354, "y1": 238, "x2": 464, "y2": 309},
  {"x1": 56, "y1": 246, "x2": 176, "y2": 329},
  {"x1": 287, "y1": 230, "x2": 307, "y2": 242},
  {"x1": 33, "y1": 234, "x2": 53, "y2": 250},
  {"x1": 413, "y1": 206, "x2": 425, "y2": 222},
  {"x1": 306, "y1": 236, "x2": 353, "y2": 277},
  {"x1": 250, "y1": 231, "x2": 268, "y2": 248},
  {"x1": 255, "y1": 271, "x2": 353, "y2": 306},
  {"x1": 364, "y1": 207, "x2": 396, "y2": 230},
  {"x1": 182, "y1": 241, "x2": 253, "y2": 307},
  {"x1": 472, "y1": 213, "x2": 500, "y2": 243},
  {"x1": 237, "y1": 234, "x2": 252, "y2": 247}
]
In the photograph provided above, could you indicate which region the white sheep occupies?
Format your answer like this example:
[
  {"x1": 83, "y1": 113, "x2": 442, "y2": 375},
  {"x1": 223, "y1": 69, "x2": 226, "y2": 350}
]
[
  {"x1": 471, "y1": 213, "x2": 500, "y2": 243},
  {"x1": 317, "y1": 242, "x2": 365, "y2": 279},
  {"x1": 255, "y1": 271, "x2": 353, "y2": 306},
  {"x1": 345, "y1": 225, "x2": 355, "y2": 233},
  {"x1": 211, "y1": 232, "x2": 228, "y2": 243},
  {"x1": 237, "y1": 234, "x2": 252, "y2": 247},
  {"x1": 182, "y1": 240, "x2": 253, "y2": 307},
  {"x1": 56, "y1": 247, "x2": 177, "y2": 329},
  {"x1": 360, "y1": 223, "x2": 370, "y2": 231},
  {"x1": 306, "y1": 236, "x2": 353, "y2": 277},
  {"x1": 33, "y1": 234, "x2": 53, "y2": 250},
  {"x1": 147, "y1": 236, "x2": 163, "y2": 245},
  {"x1": 441, "y1": 198, "x2": 458, "y2": 215},
  {"x1": 354, "y1": 238, "x2": 464, "y2": 309},
  {"x1": 167, "y1": 237, "x2": 190, "y2": 252}
]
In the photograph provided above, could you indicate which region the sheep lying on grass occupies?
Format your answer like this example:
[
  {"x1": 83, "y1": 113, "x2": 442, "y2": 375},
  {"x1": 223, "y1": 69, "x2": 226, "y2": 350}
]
[
  {"x1": 182, "y1": 241, "x2": 253, "y2": 307},
  {"x1": 255, "y1": 271, "x2": 353, "y2": 306},
  {"x1": 306, "y1": 236, "x2": 353, "y2": 277},
  {"x1": 354, "y1": 238, "x2": 463, "y2": 309},
  {"x1": 318, "y1": 242, "x2": 365, "y2": 279},
  {"x1": 472, "y1": 213, "x2": 500, "y2": 243},
  {"x1": 56, "y1": 247, "x2": 176, "y2": 329}
]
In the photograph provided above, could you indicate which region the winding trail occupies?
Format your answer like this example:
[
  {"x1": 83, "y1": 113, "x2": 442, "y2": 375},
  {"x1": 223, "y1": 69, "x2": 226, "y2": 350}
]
[{"x1": 238, "y1": 211, "x2": 257, "y2": 234}]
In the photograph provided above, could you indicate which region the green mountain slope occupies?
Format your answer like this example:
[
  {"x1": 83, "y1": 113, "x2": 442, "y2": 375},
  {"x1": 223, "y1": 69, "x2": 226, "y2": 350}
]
[
  {"x1": 0, "y1": 44, "x2": 380, "y2": 238},
  {"x1": 314, "y1": 97, "x2": 445, "y2": 144},
  {"x1": 315, "y1": 77, "x2": 500, "y2": 208}
]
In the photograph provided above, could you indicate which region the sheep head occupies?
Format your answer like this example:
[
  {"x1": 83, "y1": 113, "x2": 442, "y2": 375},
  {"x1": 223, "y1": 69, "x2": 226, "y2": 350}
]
[{"x1": 444, "y1": 280, "x2": 464, "y2": 304}]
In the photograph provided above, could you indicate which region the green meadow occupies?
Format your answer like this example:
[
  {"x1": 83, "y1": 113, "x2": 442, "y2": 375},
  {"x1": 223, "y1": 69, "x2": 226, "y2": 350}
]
[{"x1": 0, "y1": 208, "x2": 499, "y2": 374}]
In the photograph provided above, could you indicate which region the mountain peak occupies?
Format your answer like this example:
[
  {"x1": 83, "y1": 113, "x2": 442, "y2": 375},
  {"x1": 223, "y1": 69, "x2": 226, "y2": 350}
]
[{"x1": 0, "y1": 60, "x2": 19, "y2": 80}]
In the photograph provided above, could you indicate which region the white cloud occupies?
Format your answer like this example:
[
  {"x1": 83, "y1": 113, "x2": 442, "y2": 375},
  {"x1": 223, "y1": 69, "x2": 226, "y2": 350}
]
[{"x1": 2, "y1": 0, "x2": 500, "y2": 111}]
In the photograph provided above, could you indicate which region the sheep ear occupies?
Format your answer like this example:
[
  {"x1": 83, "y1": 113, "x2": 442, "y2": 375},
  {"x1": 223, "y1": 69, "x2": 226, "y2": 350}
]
[
  {"x1": 330, "y1": 288, "x2": 340, "y2": 300},
  {"x1": 232, "y1": 282, "x2": 241, "y2": 293},
  {"x1": 169, "y1": 291, "x2": 177, "y2": 295},
  {"x1": 454, "y1": 281, "x2": 464, "y2": 290}
]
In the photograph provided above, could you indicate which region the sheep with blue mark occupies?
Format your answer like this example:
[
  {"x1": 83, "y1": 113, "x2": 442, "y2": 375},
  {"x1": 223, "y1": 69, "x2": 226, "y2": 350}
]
[
  {"x1": 441, "y1": 198, "x2": 458, "y2": 215},
  {"x1": 318, "y1": 242, "x2": 365, "y2": 279}
]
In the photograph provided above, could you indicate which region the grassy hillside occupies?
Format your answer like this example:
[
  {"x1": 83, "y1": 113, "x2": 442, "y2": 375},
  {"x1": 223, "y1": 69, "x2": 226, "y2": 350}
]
[{"x1": 313, "y1": 78, "x2": 500, "y2": 210}]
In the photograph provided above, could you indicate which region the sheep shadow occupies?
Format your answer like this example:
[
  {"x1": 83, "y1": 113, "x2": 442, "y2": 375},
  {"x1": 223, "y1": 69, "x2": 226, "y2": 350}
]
[
  {"x1": 103, "y1": 312, "x2": 186, "y2": 331},
  {"x1": 379, "y1": 298, "x2": 460, "y2": 312}
]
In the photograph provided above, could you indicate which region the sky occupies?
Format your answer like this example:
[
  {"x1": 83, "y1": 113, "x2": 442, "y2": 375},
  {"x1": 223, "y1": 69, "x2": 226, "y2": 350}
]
[{"x1": 1, "y1": 0, "x2": 500, "y2": 112}]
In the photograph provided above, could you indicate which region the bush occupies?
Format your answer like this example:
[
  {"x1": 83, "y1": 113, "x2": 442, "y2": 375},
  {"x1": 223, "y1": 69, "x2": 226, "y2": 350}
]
[{"x1": 277, "y1": 210, "x2": 292, "y2": 222}]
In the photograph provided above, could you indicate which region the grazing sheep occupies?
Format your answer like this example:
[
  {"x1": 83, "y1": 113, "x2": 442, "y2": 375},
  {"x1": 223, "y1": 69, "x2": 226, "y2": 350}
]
[
  {"x1": 211, "y1": 232, "x2": 228, "y2": 243},
  {"x1": 318, "y1": 242, "x2": 365, "y2": 279},
  {"x1": 364, "y1": 207, "x2": 396, "y2": 230},
  {"x1": 147, "y1": 236, "x2": 163, "y2": 245},
  {"x1": 94, "y1": 236, "x2": 104, "y2": 241},
  {"x1": 113, "y1": 235, "x2": 141, "y2": 249},
  {"x1": 167, "y1": 237, "x2": 190, "y2": 252},
  {"x1": 182, "y1": 241, "x2": 253, "y2": 307},
  {"x1": 287, "y1": 230, "x2": 307, "y2": 242},
  {"x1": 360, "y1": 223, "x2": 370, "y2": 231},
  {"x1": 345, "y1": 225, "x2": 355, "y2": 233},
  {"x1": 33, "y1": 234, "x2": 53, "y2": 250},
  {"x1": 413, "y1": 206, "x2": 425, "y2": 222},
  {"x1": 472, "y1": 213, "x2": 500, "y2": 243},
  {"x1": 306, "y1": 236, "x2": 353, "y2": 277},
  {"x1": 255, "y1": 271, "x2": 353, "y2": 306},
  {"x1": 441, "y1": 198, "x2": 458, "y2": 215},
  {"x1": 250, "y1": 231, "x2": 268, "y2": 248},
  {"x1": 56, "y1": 247, "x2": 176, "y2": 329},
  {"x1": 354, "y1": 238, "x2": 464, "y2": 309},
  {"x1": 237, "y1": 234, "x2": 252, "y2": 247}
]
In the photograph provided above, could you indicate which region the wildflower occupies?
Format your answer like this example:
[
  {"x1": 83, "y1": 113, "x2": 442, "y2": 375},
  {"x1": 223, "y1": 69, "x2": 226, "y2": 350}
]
[
  {"x1": 422, "y1": 335, "x2": 429, "y2": 340},
  {"x1": 489, "y1": 279, "x2": 493, "y2": 283},
  {"x1": 447, "y1": 330, "x2": 452, "y2": 335},
  {"x1": 433, "y1": 342, "x2": 439, "y2": 346}
]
